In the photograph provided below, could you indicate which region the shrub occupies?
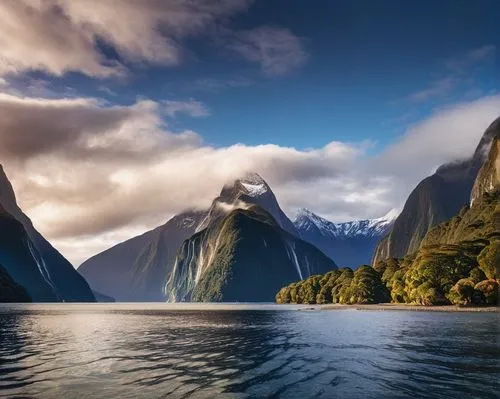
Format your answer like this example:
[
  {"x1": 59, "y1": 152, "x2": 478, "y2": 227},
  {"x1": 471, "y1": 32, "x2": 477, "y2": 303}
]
[{"x1": 474, "y1": 280, "x2": 499, "y2": 305}]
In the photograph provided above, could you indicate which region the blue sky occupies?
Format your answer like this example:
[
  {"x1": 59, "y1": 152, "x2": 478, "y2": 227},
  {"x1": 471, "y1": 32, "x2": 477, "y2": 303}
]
[
  {"x1": 7, "y1": 0, "x2": 499, "y2": 151},
  {"x1": 0, "y1": 0, "x2": 498, "y2": 264}
]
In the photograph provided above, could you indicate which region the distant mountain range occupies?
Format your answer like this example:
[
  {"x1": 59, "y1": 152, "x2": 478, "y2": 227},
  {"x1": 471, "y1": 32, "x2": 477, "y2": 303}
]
[
  {"x1": 276, "y1": 119, "x2": 500, "y2": 306},
  {"x1": 2, "y1": 117, "x2": 498, "y2": 304},
  {"x1": 0, "y1": 166, "x2": 95, "y2": 302},
  {"x1": 294, "y1": 208, "x2": 397, "y2": 267}
]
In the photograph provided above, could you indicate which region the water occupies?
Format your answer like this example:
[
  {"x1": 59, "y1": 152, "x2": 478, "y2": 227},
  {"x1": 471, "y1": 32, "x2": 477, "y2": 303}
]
[{"x1": 0, "y1": 304, "x2": 499, "y2": 399}]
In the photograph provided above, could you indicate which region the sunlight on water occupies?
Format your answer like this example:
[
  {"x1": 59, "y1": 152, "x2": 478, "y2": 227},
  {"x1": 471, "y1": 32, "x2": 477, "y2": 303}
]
[{"x1": 0, "y1": 304, "x2": 499, "y2": 398}]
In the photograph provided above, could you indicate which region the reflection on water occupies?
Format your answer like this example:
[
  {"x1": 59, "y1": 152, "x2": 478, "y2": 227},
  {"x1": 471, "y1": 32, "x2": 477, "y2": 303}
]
[{"x1": 0, "y1": 304, "x2": 499, "y2": 398}]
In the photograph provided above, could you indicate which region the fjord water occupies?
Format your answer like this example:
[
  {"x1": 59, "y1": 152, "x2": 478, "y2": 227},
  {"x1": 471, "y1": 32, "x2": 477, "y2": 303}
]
[{"x1": 0, "y1": 304, "x2": 499, "y2": 399}]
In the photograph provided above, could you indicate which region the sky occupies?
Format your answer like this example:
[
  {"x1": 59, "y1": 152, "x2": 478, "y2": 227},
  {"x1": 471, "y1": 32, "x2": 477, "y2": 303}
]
[{"x1": 0, "y1": 0, "x2": 499, "y2": 266}]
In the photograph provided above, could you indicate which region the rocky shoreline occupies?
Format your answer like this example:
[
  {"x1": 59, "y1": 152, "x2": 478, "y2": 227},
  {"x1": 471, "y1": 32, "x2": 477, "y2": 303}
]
[{"x1": 320, "y1": 303, "x2": 499, "y2": 312}]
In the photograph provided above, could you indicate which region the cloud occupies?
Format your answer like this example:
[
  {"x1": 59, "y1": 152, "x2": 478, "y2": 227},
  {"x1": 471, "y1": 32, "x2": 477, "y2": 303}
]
[
  {"x1": 188, "y1": 77, "x2": 255, "y2": 93},
  {"x1": 0, "y1": 0, "x2": 252, "y2": 78},
  {"x1": 163, "y1": 99, "x2": 210, "y2": 118},
  {"x1": 230, "y1": 26, "x2": 308, "y2": 76},
  {"x1": 404, "y1": 45, "x2": 497, "y2": 104},
  {"x1": 445, "y1": 45, "x2": 496, "y2": 73},
  {"x1": 378, "y1": 95, "x2": 500, "y2": 180},
  {"x1": 0, "y1": 93, "x2": 202, "y2": 164},
  {"x1": 407, "y1": 77, "x2": 458, "y2": 103},
  {"x1": 1, "y1": 92, "x2": 498, "y2": 266}
]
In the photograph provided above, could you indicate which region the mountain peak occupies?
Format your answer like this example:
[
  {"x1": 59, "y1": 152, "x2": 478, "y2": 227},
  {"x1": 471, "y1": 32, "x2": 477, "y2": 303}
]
[
  {"x1": 372, "y1": 208, "x2": 400, "y2": 223},
  {"x1": 294, "y1": 208, "x2": 397, "y2": 239},
  {"x1": 296, "y1": 207, "x2": 315, "y2": 218},
  {"x1": 236, "y1": 172, "x2": 269, "y2": 197}
]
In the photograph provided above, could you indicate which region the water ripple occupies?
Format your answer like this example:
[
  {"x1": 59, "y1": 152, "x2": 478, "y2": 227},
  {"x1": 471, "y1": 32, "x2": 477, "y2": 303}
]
[{"x1": 0, "y1": 304, "x2": 499, "y2": 398}]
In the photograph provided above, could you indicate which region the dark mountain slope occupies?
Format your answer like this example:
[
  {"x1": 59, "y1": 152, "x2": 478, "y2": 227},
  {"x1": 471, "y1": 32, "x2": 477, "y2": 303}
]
[
  {"x1": 167, "y1": 205, "x2": 336, "y2": 302},
  {"x1": 373, "y1": 117, "x2": 500, "y2": 265},
  {"x1": 0, "y1": 264, "x2": 31, "y2": 303},
  {"x1": 79, "y1": 211, "x2": 207, "y2": 301},
  {"x1": 0, "y1": 166, "x2": 95, "y2": 302},
  {"x1": 0, "y1": 203, "x2": 57, "y2": 301}
]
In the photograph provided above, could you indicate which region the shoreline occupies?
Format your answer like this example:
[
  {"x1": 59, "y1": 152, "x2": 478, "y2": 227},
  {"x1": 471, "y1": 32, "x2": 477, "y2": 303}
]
[{"x1": 319, "y1": 303, "x2": 499, "y2": 312}]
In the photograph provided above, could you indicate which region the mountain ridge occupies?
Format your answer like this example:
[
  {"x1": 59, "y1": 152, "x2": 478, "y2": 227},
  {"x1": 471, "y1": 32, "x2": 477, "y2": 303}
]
[
  {"x1": 294, "y1": 208, "x2": 397, "y2": 267},
  {"x1": 0, "y1": 166, "x2": 95, "y2": 302},
  {"x1": 78, "y1": 210, "x2": 207, "y2": 301},
  {"x1": 372, "y1": 117, "x2": 500, "y2": 265}
]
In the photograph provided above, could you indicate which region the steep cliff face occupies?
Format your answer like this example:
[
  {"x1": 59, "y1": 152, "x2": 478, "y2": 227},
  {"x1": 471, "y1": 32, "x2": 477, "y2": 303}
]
[
  {"x1": 372, "y1": 117, "x2": 500, "y2": 265},
  {"x1": 423, "y1": 138, "x2": 500, "y2": 247},
  {"x1": 294, "y1": 208, "x2": 397, "y2": 267},
  {"x1": 79, "y1": 210, "x2": 207, "y2": 301},
  {"x1": 0, "y1": 204, "x2": 57, "y2": 301},
  {"x1": 471, "y1": 138, "x2": 500, "y2": 205},
  {"x1": 79, "y1": 173, "x2": 303, "y2": 301},
  {"x1": 166, "y1": 206, "x2": 336, "y2": 302},
  {"x1": 0, "y1": 166, "x2": 95, "y2": 302}
]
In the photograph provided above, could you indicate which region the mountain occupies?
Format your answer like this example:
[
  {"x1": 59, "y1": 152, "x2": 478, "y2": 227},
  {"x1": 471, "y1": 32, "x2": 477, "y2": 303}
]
[
  {"x1": 372, "y1": 117, "x2": 500, "y2": 265},
  {"x1": 0, "y1": 203, "x2": 57, "y2": 301},
  {"x1": 92, "y1": 290, "x2": 115, "y2": 303},
  {"x1": 375, "y1": 137, "x2": 500, "y2": 305},
  {"x1": 471, "y1": 137, "x2": 500, "y2": 205},
  {"x1": 294, "y1": 208, "x2": 397, "y2": 267},
  {"x1": 196, "y1": 172, "x2": 297, "y2": 235},
  {"x1": 422, "y1": 137, "x2": 500, "y2": 248},
  {"x1": 0, "y1": 166, "x2": 95, "y2": 302},
  {"x1": 278, "y1": 131, "x2": 500, "y2": 307},
  {"x1": 0, "y1": 264, "x2": 31, "y2": 303},
  {"x1": 166, "y1": 174, "x2": 336, "y2": 302},
  {"x1": 79, "y1": 210, "x2": 207, "y2": 301}
]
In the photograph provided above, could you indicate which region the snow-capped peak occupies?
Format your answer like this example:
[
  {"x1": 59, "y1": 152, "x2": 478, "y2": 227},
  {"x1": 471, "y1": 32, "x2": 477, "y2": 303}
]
[
  {"x1": 368, "y1": 208, "x2": 399, "y2": 227},
  {"x1": 294, "y1": 208, "x2": 398, "y2": 238},
  {"x1": 238, "y1": 172, "x2": 268, "y2": 197}
]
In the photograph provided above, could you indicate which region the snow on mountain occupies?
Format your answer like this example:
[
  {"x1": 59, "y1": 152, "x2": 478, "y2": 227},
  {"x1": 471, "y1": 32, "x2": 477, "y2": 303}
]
[
  {"x1": 294, "y1": 208, "x2": 399, "y2": 268},
  {"x1": 239, "y1": 172, "x2": 269, "y2": 197},
  {"x1": 294, "y1": 208, "x2": 399, "y2": 239},
  {"x1": 196, "y1": 172, "x2": 297, "y2": 235}
]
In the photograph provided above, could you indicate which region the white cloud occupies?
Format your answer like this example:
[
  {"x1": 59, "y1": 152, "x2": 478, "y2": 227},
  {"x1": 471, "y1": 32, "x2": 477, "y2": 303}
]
[
  {"x1": 377, "y1": 95, "x2": 500, "y2": 180},
  {"x1": 405, "y1": 45, "x2": 497, "y2": 104},
  {"x1": 407, "y1": 77, "x2": 458, "y2": 103},
  {"x1": 230, "y1": 26, "x2": 308, "y2": 76},
  {"x1": 445, "y1": 45, "x2": 496, "y2": 73},
  {"x1": 1, "y1": 92, "x2": 498, "y2": 266},
  {"x1": 189, "y1": 77, "x2": 255, "y2": 92},
  {"x1": 0, "y1": 0, "x2": 252, "y2": 78},
  {"x1": 163, "y1": 99, "x2": 210, "y2": 118}
]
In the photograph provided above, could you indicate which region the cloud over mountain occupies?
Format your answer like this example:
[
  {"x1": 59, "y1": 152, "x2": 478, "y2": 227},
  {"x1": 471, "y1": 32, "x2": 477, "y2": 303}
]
[{"x1": 1, "y1": 90, "x2": 499, "y2": 265}]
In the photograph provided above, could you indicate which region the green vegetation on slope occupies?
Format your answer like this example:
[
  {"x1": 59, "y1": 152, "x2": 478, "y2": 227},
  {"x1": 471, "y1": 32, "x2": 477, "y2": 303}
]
[
  {"x1": 168, "y1": 205, "x2": 336, "y2": 302},
  {"x1": 276, "y1": 190, "x2": 499, "y2": 306},
  {"x1": 373, "y1": 189, "x2": 499, "y2": 306},
  {"x1": 276, "y1": 266, "x2": 389, "y2": 305}
]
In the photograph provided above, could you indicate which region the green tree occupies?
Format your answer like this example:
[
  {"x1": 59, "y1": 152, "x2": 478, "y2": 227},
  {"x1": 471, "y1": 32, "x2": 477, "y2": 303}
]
[
  {"x1": 447, "y1": 278, "x2": 475, "y2": 305},
  {"x1": 343, "y1": 266, "x2": 390, "y2": 304},
  {"x1": 477, "y1": 241, "x2": 500, "y2": 280},
  {"x1": 474, "y1": 280, "x2": 499, "y2": 305},
  {"x1": 469, "y1": 267, "x2": 487, "y2": 284}
]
